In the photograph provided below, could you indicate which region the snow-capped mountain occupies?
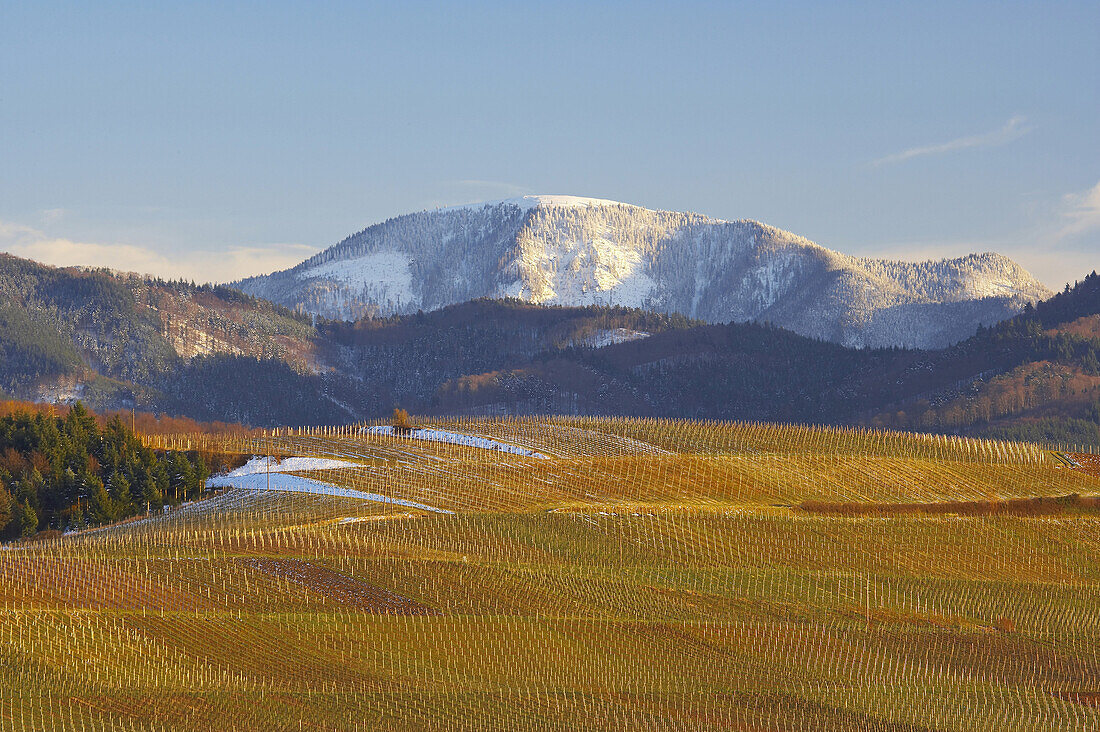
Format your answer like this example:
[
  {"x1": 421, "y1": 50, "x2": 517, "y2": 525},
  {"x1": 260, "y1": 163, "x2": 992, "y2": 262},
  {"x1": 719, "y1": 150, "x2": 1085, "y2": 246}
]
[{"x1": 232, "y1": 195, "x2": 1052, "y2": 348}]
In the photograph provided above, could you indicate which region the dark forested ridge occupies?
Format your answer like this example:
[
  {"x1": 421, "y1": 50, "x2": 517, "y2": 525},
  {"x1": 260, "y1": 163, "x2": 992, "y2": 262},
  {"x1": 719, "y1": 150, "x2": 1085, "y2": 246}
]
[
  {"x1": 417, "y1": 273, "x2": 1100, "y2": 446},
  {"x1": 1, "y1": 253, "x2": 1098, "y2": 446},
  {"x1": 0, "y1": 402, "x2": 221, "y2": 538},
  {"x1": 0, "y1": 254, "x2": 331, "y2": 424},
  {"x1": 865, "y1": 272, "x2": 1100, "y2": 445},
  {"x1": 0, "y1": 254, "x2": 706, "y2": 425}
]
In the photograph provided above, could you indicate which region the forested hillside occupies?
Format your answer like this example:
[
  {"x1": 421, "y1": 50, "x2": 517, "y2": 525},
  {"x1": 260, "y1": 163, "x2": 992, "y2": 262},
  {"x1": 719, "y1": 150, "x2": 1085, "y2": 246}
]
[
  {"x1": 867, "y1": 272, "x2": 1100, "y2": 445},
  {"x1": 0, "y1": 255, "x2": 702, "y2": 424},
  {"x1": 429, "y1": 272, "x2": 1100, "y2": 446},
  {"x1": 0, "y1": 402, "x2": 218, "y2": 537},
  {"x1": 0, "y1": 254, "x2": 341, "y2": 424},
  {"x1": 0, "y1": 254, "x2": 172, "y2": 400},
  {"x1": 317, "y1": 298, "x2": 696, "y2": 414},
  {"x1": 2, "y1": 253, "x2": 1097, "y2": 446}
]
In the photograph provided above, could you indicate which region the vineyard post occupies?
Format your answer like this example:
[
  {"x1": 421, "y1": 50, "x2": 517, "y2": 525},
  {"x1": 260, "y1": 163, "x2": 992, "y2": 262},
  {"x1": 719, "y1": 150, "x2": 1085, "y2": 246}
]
[{"x1": 866, "y1": 574, "x2": 871, "y2": 628}]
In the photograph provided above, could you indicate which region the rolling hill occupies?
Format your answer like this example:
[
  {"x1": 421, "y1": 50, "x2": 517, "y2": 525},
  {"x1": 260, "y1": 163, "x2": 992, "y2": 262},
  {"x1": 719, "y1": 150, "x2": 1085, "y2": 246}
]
[{"x1": 3, "y1": 416, "x2": 1098, "y2": 728}]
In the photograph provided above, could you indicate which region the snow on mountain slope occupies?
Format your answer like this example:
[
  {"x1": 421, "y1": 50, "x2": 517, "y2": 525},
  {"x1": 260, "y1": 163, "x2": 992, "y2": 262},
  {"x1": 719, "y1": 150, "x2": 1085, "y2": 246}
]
[
  {"x1": 301, "y1": 250, "x2": 415, "y2": 316},
  {"x1": 585, "y1": 328, "x2": 651, "y2": 348},
  {"x1": 232, "y1": 196, "x2": 1052, "y2": 348}
]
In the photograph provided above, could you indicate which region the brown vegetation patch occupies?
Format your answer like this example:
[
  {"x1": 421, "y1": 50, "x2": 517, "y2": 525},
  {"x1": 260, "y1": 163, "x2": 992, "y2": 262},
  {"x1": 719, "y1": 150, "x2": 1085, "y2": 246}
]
[
  {"x1": 872, "y1": 361, "x2": 1100, "y2": 433},
  {"x1": 1049, "y1": 314, "x2": 1100, "y2": 340},
  {"x1": 1068, "y1": 452, "x2": 1100, "y2": 479},
  {"x1": 240, "y1": 557, "x2": 441, "y2": 614},
  {"x1": 1052, "y1": 691, "x2": 1100, "y2": 708},
  {"x1": 797, "y1": 494, "x2": 1100, "y2": 517},
  {"x1": 0, "y1": 398, "x2": 260, "y2": 438}
]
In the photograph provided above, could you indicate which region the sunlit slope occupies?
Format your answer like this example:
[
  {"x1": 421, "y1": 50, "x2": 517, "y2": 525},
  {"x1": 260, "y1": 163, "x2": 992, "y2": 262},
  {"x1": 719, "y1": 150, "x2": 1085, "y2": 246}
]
[
  {"x1": 149, "y1": 417, "x2": 1093, "y2": 512},
  {"x1": 2, "y1": 418, "x2": 1099, "y2": 730}
]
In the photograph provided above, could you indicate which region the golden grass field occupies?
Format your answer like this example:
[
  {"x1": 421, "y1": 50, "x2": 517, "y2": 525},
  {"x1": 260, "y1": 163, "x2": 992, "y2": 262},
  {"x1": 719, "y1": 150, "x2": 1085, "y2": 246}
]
[{"x1": 2, "y1": 417, "x2": 1099, "y2": 730}]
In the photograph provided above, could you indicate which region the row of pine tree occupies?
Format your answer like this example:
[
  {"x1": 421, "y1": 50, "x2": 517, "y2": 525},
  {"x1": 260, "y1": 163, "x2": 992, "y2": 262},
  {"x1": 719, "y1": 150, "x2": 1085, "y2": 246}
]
[{"x1": 0, "y1": 403, "x2": 209, "y2": 538}]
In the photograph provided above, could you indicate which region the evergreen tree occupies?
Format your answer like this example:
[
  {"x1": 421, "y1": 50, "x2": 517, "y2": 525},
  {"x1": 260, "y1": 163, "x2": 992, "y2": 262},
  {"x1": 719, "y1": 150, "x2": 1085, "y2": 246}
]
[
  {"x1": 16, "y1": 498, "x2": 37, "y2": 537},
  {"x1": 0, "y1": 482, "x2": 11, "y2": 529},
  {"x1": 108, "y1": 472, "x2": 133, "y2": 516},
  {"x1": 68, "y1": 499, "x2": 85, "y2": 531},
  {"x1": 88, "y1": 477, "x2": 116, "y2": 525}
]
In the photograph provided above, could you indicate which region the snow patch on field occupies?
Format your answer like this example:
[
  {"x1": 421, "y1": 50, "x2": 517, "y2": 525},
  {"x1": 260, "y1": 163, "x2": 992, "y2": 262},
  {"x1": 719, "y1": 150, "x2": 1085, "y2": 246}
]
[
  {"x1": 205, "y1": 472, "x2": 452, "y2": 513},
  {"x1": 364, "y1": 426, "x2": 547, "y2": 458},
  {"x1": 226, "y1": 456, "x2": 361, "y2": 477}
]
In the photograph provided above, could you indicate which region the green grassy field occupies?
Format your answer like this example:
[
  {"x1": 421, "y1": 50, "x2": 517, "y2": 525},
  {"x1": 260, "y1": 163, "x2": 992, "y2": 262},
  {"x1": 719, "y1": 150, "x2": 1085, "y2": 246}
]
[{"x1": 2, "y1": 418, "x2": 1099, "y2": 730}]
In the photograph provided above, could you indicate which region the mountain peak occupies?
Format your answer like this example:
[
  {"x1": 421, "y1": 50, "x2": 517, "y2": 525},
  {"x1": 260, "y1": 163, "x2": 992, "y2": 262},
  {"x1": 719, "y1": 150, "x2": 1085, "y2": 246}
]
[
  {"x1": 434, "y1": 194, "x2": 656, "y2": 214},
  {"x1": 232, "y1": 199, "x2": 1051, "y2": 349}
]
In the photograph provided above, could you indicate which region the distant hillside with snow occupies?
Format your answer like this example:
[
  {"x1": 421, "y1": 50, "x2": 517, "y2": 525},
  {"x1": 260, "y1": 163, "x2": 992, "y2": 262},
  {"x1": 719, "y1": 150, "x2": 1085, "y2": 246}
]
[
  {"x1": 231, "y1": 195, "x2": 1052, "y2": 348},
  {"x1": 3, "y1": 250, "x2": 1098, "y2": 442}
]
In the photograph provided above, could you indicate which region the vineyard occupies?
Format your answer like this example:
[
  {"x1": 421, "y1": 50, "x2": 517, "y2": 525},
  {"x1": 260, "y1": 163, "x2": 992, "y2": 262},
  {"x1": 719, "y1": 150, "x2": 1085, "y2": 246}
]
[{"x1": 2, "y1": 417, "x2": 1099, "y2": 730}]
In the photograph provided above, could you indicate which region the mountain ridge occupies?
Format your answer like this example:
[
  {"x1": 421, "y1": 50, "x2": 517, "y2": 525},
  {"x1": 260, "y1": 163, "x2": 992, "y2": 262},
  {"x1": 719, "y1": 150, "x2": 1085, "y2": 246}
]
[
  {"x1": 1, "y1": 252, "x2": 1097, "y2": 446},
  {"x1": 232, "y1": 196, "x2": 1051, "y2": 348}
]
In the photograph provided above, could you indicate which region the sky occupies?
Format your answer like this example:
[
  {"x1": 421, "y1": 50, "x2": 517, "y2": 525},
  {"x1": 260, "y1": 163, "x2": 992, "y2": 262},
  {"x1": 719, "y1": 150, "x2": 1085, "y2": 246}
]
[{"x1": 1, "y1": 1, "x2": 1097, "y2": 289}]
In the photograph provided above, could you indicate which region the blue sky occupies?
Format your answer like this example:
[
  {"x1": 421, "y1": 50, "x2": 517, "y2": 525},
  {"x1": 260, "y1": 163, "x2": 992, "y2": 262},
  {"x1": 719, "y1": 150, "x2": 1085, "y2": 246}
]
[{"x1": 1, "y1": 1, "x2": 1097, "y2": 287}]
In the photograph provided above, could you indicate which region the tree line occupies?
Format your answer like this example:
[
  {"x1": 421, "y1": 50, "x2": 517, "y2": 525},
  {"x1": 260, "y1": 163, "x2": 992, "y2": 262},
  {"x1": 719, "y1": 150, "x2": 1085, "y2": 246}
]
[{"x1": 0, "y1": 402, "x2": 214, "y2": 538}]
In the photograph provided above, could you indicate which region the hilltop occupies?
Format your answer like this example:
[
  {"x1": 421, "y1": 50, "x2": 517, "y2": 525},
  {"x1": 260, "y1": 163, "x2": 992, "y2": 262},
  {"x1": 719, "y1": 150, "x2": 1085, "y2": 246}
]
[{"x1": 232, "y1": 195, "x2": 1051, "y2": 349}]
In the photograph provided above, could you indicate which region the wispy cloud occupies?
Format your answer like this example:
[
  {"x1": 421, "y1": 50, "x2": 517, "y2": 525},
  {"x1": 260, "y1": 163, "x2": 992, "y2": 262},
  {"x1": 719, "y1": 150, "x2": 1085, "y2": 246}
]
[
  {"x1": 40, "y1": 208, "x2": 67, "y2": 225},
  {"x1": 0, "y1": 220, "x2": 317, "y2": 283},
  {"x1": 1027, "y1": 178, "x2": 1100, "y2": 285},
  {"x1": 873, "y1": 115, "x2": 1032, "y2": 166},
  {"x1": 1057, "y1": 179, "x2": 1100, "y2": 239}
]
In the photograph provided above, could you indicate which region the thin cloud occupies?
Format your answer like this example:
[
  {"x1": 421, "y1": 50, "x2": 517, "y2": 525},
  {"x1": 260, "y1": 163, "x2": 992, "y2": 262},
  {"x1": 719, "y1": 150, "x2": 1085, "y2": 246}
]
[
  {"x1": 873, "y1": 115, "x2": 1032, "y2": 166},
  {"x1": 0, "y1": 220, "x2": 316, "y2": 283},
  {"x1": 1057, "y1": 179, "x2": 1100, "y2": 239},
  {"x1": 40, "y1": 208, "x2": 67, "y2": 224}
]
